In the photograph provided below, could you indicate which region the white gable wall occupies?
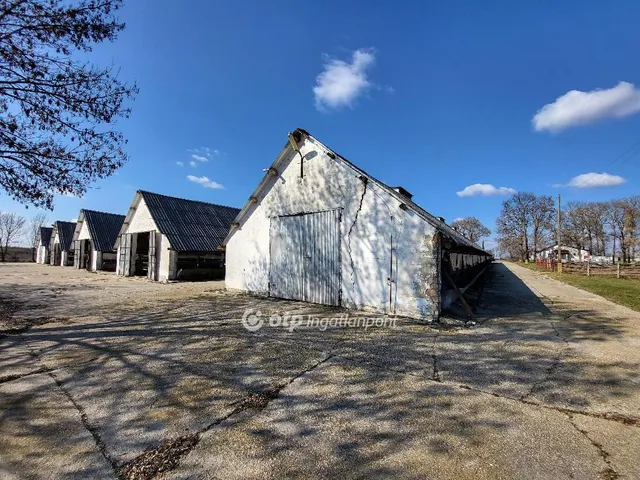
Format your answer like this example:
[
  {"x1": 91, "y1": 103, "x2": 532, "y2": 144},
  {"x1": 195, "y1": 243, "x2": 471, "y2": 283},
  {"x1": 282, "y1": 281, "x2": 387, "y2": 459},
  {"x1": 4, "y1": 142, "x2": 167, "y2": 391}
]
[
  {"x1": 77, "y1": 219, "x2": 91, "y2": 240},
  {"x1": 116, "y1": 197, "x2": 173, "y2": 281},
  {"x1": 50, "y1": 229, "x2": 68, "y2": 267},
  {"x1": 76, "y1": 218, "x2": 96, "y2": 270},
  {"x1": 226, "y1": 140, "x2": 440, "y2": 320}
]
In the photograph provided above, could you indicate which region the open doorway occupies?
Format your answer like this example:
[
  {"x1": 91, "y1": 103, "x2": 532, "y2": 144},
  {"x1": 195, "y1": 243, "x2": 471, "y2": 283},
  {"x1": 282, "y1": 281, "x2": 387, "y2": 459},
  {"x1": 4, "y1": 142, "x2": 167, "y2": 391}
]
[
  {"x1": 52, "y1": 244, "x2": 61, "y2": 266},
  {"x1": 134, "y1": 231, "x2": 150, "y2": 276},
  {"x1": 81, "y1": 239, "x2": 92, "y2": 270}
]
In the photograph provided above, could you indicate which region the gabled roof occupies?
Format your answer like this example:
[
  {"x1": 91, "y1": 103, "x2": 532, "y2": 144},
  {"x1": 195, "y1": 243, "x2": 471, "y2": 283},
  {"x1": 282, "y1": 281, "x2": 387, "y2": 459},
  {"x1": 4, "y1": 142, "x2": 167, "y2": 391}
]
[
  {"x1": 39, "y1": 227, "x2": 53, "y2": 247},
  {"x1": 224, "y1": 128, "x2": 490, "y2": 255},
  {"x1": 117, "y1": 191, "x2": 240, "y2": 252},
  {"x1": 52, "y1": 221, "x2": 76, "y2": 251},
  {"x1": 74, "y1": 209, "x2": 125, "y2": 252}
]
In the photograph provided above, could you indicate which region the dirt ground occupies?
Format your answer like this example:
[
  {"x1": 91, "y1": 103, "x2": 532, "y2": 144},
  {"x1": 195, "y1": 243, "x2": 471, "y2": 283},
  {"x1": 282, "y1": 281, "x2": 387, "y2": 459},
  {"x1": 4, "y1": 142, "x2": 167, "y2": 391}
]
[{"x1": 1, "y1": 262, "x2": 639, "y2": 479}]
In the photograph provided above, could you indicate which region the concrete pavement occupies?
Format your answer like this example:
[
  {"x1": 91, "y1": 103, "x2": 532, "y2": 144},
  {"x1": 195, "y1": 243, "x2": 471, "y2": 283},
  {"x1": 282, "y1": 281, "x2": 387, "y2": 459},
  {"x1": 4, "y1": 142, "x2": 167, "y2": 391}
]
[{"x1": 0, "y1": 262, "x2": 639, "y2": 479}]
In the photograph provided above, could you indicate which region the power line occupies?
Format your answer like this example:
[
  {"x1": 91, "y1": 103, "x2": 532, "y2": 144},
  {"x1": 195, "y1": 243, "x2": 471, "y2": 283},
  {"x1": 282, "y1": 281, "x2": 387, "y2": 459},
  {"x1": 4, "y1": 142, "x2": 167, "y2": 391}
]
[{"x1": 559, "y1": 135, "x2": 640, "y2": 189}]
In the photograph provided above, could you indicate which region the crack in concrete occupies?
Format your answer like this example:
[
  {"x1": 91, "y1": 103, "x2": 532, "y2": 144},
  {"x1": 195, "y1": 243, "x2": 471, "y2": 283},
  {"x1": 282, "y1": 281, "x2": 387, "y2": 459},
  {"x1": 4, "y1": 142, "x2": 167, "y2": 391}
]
[
  {"x1": 550, "y1": 320, "x2": 571, "y2": 345},
  {"x1": 520, "y1": 321, "x2": 572, "y2": 402},
  {"x1": 48, "y1": 369, "x2": 120, "y2": 475},
  {"x1": 457, "y1": 383, "x2": 640, "y2": 428},
  {"x1": 20, "y1": 346, "x2": 119, "y2": 477},
  {"x1": 431, "y1": 334, "x2": 441, "y2": 382},
  {"x1": 333, "y1": 351, "x2": 640, "y2": 429},
  {"x1": 117, "y1": 352, "x2": 335, "y2": 480},
  {"x1": 566, "y1": 413, "x2": 619, "y2": 480},
  {"x1": 0, "y1": 355, "x2": 105, "y2": 385},
  {"x1": 0, "y1": 366, "x2": 55, "y2": 384}
]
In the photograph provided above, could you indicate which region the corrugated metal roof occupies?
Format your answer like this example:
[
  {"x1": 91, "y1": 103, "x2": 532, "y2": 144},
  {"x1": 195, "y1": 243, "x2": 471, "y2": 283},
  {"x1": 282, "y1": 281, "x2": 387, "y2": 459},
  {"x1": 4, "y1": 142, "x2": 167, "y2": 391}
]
[
  {"x1": 139, "y1": 191, "x2": 240, "y2": 252},
  {"x1": 53, "y1": 221, "x2": 76, "y2": 251},
  {"x1": 82, "y1": 210, "x2": 125, "y2": 252},
  {"x1": 39, "y1": 227, "x2": 53, "y2": 247}
]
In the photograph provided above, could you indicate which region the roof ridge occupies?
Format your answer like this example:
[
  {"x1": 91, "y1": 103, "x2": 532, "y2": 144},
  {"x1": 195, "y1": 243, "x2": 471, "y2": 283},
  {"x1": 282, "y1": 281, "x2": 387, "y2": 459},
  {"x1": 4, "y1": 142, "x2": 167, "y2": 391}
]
[
  {"x1": 138, "y1": 190, "x2": 239, "y2": 211},
  {"x1": 82, "y1": 209, "x2": 126, "y2": 218}
]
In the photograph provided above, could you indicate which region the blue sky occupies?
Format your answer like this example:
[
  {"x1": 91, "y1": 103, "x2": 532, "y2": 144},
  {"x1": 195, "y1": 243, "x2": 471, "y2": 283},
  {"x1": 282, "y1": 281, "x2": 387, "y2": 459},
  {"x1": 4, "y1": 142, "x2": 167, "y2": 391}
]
[{"x1": 3, "y1": 0, "x2": 640, "y2": 248}]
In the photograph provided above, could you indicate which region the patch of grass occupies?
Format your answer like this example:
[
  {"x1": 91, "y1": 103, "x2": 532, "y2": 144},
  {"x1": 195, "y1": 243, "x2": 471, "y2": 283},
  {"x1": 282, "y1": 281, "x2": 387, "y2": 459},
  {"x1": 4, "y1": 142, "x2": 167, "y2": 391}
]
[{"x1": 513, "y1": 261, "x2": 640, "y2": 312}]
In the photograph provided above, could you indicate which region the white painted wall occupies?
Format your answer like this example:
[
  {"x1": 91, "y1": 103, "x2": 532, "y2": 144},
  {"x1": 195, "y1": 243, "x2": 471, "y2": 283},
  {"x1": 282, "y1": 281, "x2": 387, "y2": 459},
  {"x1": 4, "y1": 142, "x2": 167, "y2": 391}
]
[
  {"x1": 36, "y1": 244, "x2": 48, "y2": 264},
  {"x1": 51, "y1": 229, "x2": 67, "y2": 266},
  {"x1": 77, "y1": 220, "x2": 91, "y2": 241},
  {"x1": 537, "y1": 245, "x2": 589, "y2": 262},
  {"x1": 116, "y1": 197, "x2": 173, "y2": 281},
  {"x1": 225, "y1": 139, "x2": 440, "y2": 320}
]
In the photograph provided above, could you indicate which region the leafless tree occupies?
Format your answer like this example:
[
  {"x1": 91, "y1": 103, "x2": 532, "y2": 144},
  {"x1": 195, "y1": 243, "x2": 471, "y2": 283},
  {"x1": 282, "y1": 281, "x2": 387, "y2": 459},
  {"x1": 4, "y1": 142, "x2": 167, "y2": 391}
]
[
  {"x1": 0, "y1": 212, "x2": 26, "y2": 261},
  {"x1": 27, "y1": 212, "x2": 49, "y2": 261},
  {"x1": 451, "y1": 217, "x2": 491, "y2": 243},
  {"x1": 0, "y1": 0, "x2": 138, "y2": 209},
  {"x1": 496, "y1": 192, "x2": 535, "y2": 261},
  {"x1": 531, "y1": 195, "x2": 555, "y2": 258}
]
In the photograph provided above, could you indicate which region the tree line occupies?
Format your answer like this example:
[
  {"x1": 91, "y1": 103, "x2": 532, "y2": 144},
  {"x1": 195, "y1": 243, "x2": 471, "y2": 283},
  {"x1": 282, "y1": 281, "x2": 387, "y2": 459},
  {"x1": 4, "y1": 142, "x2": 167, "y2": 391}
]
[
  {"x1": 0, "y1": 211, "x2": 48, "y2": 262},
  {"x1": 495, "y1": 193, "x2": 640, "y2": 263}
]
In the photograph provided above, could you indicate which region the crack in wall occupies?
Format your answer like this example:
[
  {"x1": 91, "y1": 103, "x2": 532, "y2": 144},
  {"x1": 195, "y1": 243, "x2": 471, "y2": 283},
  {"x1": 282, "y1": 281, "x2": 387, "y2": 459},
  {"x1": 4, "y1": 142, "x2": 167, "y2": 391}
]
[{"x1": 346, "y1": 179, "x2": 368, "y2": 295}]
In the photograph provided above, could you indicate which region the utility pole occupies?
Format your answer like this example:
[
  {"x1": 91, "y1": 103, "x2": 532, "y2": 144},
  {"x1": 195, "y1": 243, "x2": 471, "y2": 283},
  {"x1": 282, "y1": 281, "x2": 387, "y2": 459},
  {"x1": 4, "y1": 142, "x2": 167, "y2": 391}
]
[{"x1": 557, "y1": 194, "x2": 562, "y2": 273}]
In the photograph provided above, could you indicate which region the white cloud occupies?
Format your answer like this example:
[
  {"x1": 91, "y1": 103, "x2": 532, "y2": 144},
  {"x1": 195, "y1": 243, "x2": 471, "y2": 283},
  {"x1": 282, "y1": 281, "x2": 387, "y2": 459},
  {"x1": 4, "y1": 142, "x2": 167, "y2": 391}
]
[
  {"x1": 188, "y1": 147, "x2": 219, "y2": 161},
  {"x1": 189, "y1": 160, "x2": 197, "y2": 168},
  {"x1": 533, "y1": 81, "x2": 640, "y2": 132},
  {"x1": 187, "y1": 175, "x2": 224, "y2": 189},
  {"x1": 176, "y1": 161, "x2": 184, "y2": 167},
  {"x1": 71, "y1": 218, "x2": 78, "y2": 222},
  {"x1": 554, "y1": 172, "x2": 626, "y2": 188},
  {"x1": 456, "y1": 183, "x2": 517, "y2": 197},
  {"x1": 313, "y1": 48, "x2": 377, "y2": 110}
]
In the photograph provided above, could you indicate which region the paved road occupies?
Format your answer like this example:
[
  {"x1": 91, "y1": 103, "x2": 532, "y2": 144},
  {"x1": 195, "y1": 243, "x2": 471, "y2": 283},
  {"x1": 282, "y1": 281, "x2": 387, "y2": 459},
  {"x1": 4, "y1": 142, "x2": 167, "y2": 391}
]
[{"x1": 1, "y1": 262, "x2": 639, "y2": 479}]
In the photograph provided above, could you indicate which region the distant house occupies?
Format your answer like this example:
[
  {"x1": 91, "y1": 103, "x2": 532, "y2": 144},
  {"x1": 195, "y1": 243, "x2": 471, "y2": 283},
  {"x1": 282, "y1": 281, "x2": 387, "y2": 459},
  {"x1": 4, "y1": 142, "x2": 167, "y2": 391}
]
[
  {"x1": 36, "y1": 227, "x2": 53, "y2": 264},
  {"x1": 536, "y1": 245, "x2": 589, "y2": 263},
  {"x1": 71, "y1": 210, "x2": 125, "y2": 272},
  {"x1": 114, "y1": 191, "x2": 240, "y2": 281},
  {"x1": 224, "y1": 128, "x2": 492, "y2": 321},
  {"x1": 49, "y1": 221, "x2": 77, "y2": 266}
]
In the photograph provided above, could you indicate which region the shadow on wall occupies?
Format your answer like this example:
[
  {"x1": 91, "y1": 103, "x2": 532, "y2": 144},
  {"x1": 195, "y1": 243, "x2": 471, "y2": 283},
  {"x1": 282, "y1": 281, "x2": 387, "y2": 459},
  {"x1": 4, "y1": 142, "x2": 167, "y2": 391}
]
[{"x1": 239, "y1": 151, "x2": 420, "y2": 315}]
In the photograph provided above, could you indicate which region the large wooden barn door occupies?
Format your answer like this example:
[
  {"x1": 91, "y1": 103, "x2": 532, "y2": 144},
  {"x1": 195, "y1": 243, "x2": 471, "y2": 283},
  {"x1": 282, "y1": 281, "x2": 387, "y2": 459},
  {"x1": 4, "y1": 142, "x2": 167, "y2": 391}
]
[
  {"x1": 118, "y1": 234, "x2": 133, "y2": 276},
  {"x1": 147, "y1": 231, "x2": 157, "y2": 281},
  {"x1": 269, "y1": 210, "x2": 341, "y2": 306}
]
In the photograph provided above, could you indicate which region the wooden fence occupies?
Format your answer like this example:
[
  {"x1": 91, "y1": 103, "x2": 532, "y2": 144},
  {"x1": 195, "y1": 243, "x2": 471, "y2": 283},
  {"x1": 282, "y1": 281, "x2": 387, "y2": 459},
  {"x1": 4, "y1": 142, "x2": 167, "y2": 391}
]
[{"x1": 535, "y1": 259, "x2": 640, "y2": 279}]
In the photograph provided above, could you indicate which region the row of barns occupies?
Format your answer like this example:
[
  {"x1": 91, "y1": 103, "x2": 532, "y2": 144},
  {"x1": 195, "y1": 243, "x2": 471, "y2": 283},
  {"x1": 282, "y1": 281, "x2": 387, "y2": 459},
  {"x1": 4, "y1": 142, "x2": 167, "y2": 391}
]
[{"x1": 36, "y1": 129, "x2": 492, "y2": 320}]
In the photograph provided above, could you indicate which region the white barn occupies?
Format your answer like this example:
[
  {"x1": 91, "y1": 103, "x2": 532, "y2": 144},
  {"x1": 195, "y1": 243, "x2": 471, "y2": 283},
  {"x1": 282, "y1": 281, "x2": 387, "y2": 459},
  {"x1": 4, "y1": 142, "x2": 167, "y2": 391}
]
[
  {"x1": 536, "y1": 245, "x2": 589, "y2": 263},
  {"x1": 224, "y1": 129, "x2": 491, "y2": 321},
  {"x1": 115, "y1": 191, "x2": 239, "y2": 281},
  {"x1": 71, "y1": 209, "x2": 125, "y2": 272},
  {"x1": 36, "y1": 226, "x2": 53, "y2": 264},
  {"x1": 49, "y1": 221, "x2": 76, "y2": 266}
]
